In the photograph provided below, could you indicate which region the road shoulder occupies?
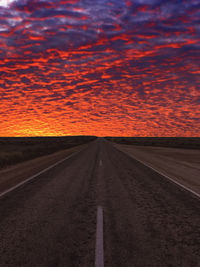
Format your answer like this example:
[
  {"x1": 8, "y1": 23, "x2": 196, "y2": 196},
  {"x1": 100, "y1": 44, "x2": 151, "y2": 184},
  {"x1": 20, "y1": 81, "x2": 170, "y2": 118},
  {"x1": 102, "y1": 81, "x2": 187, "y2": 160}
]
[
  {"x1": 0, "y1": 143, "x2": 87, "y2": 195},
  {"x1": 113, "y1": 143, "x2": 200, "y2": 197}
]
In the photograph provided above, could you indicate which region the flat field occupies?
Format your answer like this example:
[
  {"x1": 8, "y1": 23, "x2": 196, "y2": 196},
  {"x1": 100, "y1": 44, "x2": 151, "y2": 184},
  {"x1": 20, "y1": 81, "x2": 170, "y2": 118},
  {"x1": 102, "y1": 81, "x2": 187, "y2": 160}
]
[
  {"x1": 106, "y1": 137, "x2": 200, "y2": 149},
  {"x1": 0, "y1": 136, "x2": 96, "y2": 170}
]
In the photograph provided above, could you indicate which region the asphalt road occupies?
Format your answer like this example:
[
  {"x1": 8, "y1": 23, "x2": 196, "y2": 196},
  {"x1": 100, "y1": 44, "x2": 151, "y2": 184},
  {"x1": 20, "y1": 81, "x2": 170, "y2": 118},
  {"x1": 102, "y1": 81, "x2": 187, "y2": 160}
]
[{"x1": 0, "y1": 138, "x2": 200, "y2": 266}]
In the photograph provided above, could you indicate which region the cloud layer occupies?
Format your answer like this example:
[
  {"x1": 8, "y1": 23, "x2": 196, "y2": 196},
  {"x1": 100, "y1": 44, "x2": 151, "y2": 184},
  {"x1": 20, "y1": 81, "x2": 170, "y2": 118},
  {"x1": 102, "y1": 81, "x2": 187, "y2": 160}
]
[{"x1": 0, "y1": 0, "x2": 199, "y2": 136}]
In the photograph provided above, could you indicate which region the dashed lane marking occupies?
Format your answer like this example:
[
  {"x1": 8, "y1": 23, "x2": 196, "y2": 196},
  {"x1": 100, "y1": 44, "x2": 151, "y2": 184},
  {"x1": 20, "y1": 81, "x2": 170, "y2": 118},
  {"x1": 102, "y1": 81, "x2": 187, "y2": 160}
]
[{"x1": 95, "y1": 206, "x2": 104, "y2": 267}]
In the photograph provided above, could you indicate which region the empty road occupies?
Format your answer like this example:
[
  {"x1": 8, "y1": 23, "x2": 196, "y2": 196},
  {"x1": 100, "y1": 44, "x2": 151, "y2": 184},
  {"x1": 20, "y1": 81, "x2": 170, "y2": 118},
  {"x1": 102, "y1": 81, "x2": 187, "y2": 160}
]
[{"x1": 0, "y1": 138, "x2": 200, "y2": 266}]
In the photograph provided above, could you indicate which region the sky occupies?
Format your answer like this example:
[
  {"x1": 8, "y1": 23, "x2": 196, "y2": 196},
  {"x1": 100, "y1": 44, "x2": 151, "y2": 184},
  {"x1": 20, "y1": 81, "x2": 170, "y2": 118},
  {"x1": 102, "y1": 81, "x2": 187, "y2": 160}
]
[{"x1": 0, "y1": 0, "x2": 199, "y2": 136}]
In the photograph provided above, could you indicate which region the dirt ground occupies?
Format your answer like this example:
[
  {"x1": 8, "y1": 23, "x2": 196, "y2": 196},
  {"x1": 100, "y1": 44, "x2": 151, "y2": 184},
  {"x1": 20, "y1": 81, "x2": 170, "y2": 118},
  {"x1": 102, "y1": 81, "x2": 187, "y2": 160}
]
[
  {"x1": 0, "y1": 143, "x2": 87, "y2": 194},
  {"x1": 0, "y1": 139, "x2": 199, "y2": 266},
  {"x1": 114, "y1": 144, "x2": 200, "y2": 195}
]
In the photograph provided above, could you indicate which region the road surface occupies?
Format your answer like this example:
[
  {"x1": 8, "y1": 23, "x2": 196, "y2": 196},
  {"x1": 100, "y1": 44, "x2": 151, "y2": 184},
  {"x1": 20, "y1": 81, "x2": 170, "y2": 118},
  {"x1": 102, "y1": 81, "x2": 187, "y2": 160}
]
[
  {"x1": 113, "y1": 143, "x2": 200, "y2": 196},
  {"x1": 0, "y1": 138, "x2": 200, "y2": 266}
]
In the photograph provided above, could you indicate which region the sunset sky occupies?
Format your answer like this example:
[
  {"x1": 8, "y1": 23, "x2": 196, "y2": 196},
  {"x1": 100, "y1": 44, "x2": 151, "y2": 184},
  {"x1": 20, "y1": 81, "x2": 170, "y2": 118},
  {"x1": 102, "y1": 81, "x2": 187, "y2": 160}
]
[{"x1": 0, "y1": 0, "x2": 199, "y2": 136}]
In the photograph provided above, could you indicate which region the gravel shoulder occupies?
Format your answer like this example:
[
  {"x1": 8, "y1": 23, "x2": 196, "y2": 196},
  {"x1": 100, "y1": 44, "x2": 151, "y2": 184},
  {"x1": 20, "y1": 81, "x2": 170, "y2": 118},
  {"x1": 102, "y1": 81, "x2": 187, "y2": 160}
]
[
  {"x1": 113, "y1": 143, "x2": 200, "y2": 195},
  {"x1": 0, "y1": 143, "x2": 88, "y2": 195},
  {"x1": 104, "y1": 141, "x2": 200, "y2": 266},
  {"x1": 0, "y1": 139, "x2": 199, "y2": 266},
  {"x1": 0, "y1": 140, "x2": 98, "y2": 266}
]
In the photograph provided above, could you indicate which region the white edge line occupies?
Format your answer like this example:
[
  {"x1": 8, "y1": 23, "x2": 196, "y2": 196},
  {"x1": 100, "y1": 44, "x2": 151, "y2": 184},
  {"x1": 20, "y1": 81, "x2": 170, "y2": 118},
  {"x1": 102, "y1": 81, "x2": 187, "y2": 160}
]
[
  {"x1": 95, "y1": 205, "x2": 104, "y2": 267},
  {"x1": 0, "y1": 149, "x2": 80, "y2": 198},
  {"x1": 119, "y1": 149, "x2": 200, "y2": 199}
]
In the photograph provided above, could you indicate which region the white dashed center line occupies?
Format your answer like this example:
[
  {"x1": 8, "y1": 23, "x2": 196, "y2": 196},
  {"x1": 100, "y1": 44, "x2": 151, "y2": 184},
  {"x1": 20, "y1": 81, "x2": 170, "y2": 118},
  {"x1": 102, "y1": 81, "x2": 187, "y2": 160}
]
[
  {"x1": 95, "y1": 206, "x2": 104, "y2": 267},
  {"x1": 99, "y1": 159, "x2": 103, "y2": 167}
]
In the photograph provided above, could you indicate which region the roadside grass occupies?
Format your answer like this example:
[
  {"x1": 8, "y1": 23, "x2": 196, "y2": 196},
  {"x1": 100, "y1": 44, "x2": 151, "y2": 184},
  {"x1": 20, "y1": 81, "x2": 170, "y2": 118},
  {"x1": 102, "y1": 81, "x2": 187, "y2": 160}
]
[{"x1": 0, "y1": 136, "x2": 96, "y2": 169}]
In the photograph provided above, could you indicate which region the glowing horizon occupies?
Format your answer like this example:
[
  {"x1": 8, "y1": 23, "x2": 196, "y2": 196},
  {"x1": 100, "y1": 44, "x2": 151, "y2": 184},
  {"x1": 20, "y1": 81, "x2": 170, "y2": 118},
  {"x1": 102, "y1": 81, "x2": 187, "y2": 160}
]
[{"x1": 0, "y1": 0, "x2": 199, "y2": 137}]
